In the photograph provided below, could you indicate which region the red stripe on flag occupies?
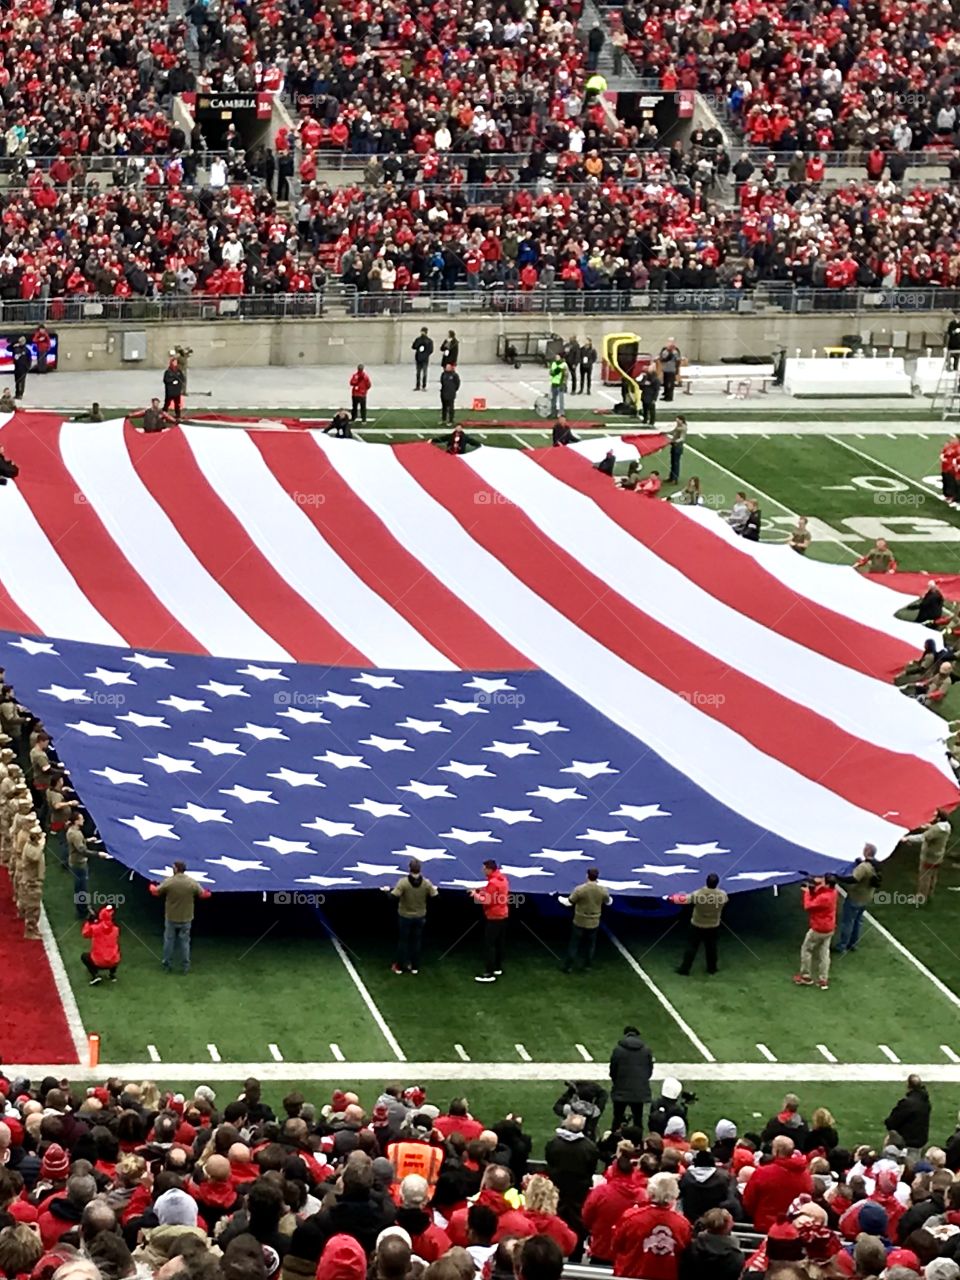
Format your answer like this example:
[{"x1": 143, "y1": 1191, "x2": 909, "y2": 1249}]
[
  {"x1": 252, "y1": 434, "x2": 533, "y2": 670},
  {"x1": 0, "y1": 577, "x2": 38, "y2": 634},
  {"x1": 1, "y1": 417, "x2": 200, "y2": 652},
  {"x1": 397, "y1": 443, "x2": 952, "y2": 826},
  {"x1": 538, "y1": 448, "x2": 915, "y2": 679},
  {"x1": 123, "y1": 426, "x2": 367, "y2": 666}
]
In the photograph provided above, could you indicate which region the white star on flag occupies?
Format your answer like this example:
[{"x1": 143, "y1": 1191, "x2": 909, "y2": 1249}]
[
  {"x1": 527, "y1": 785, "x2": 586, "y2": 803},
  {"x1": 303, "y1": 816, "x2": 363, "y2": 837},
  {"x1": 236, "y1": 723, "x2": 289, "y2": 741},
  {"x1": 10, "y1": 638, "x2": 58, "y2": 655},
  {"x1": 207, "y1": 856, "x2": 269, "y2": 872},
  {"x1": 345, "y1": 861, "x2": 403, "y2": 875},
  {"x1": 728, "y1": 870, "x2": 794, "y2": 882},
  {"x1": 353, "y1": 673, "x2": 403, "y2": 690},
  {"x1": 236, "y1": 665, "x2": 289, "y2": 682},
  {"x1": 612, "y1": 803, "x2": 672, "y2": 823},
  {"x1": 562, "y1": 761, "x2": 619, "y2": 779},
  {"x1": 632, "y1": 863, "x2": 698, "y2": 876},
  {"x1": 483, "y1": 741, "x2": 538, "y2": 759},
  {"x1": 398, "y1": 780, "x2": 456, "y2": 800},
  {"x1": 67, "y1": 720, "x2": 121, "y2": 738},
  {"x1": 172, "y1": 803, "x2": 232, "y2": 824},
  {"x1": 440, "y1": 828, "x2": 501, "y2": 845},
  {"x1": 663, "y1": 841, "x2": 731, "y2": 857},
  {"x1": 532, "y1": 849, "x2": 592, "y2": 863},
  {"x1": 124, "y1": 653, "x2": 173, "y2": 669},
  {"x1": 435, "y1": 698, "x2": 487, "y2": 717},
  {"x1": 319, "y1": 691, "x2": 369, "y2": 710},
  {"x1": 189, "y1": 737, "x2": 245, "y2": 757},
  {"x1": 578, "y1": 828, "x2": 639, "y2": 845},
  {"x1": 360, "y1": 735, "x2": 414, "y2": 753},
  {"x1": 220, "y1": 784, "x2": 278, "y2": 804},
  {"x1": 149, "y1": 865, "x2": 213, "y2": 882},
  {"x1": 396, "y1": 718, "x2": 450, "y2": 735},
  {"x1": 160, "y1": 695, "x2": 211, "y2": 714},
  {"x1": 482, "y1": 807, "x2": 542, "y2": 825},
  {"x1": 296, "y1": 875, "x2": 361, "y2": 887},
  {"x1": 515, "y1": 719, "x2": 568, "y2": 735},
  {"x1": 118, "y1": 711, "x2": 170, "y2": 730},
  {"x1": 463, "y1": 677, "x2": 516, "y2": 693},
  {"x1": 277, "y1": 708, "x2": 329, "y2": 725},
  {"x1": 314, "y1": 750, "x2": 370, "y2": 770},
  {"x1": 392, "y1": 845, "x2": 454, "y2": 862},
  {"x1": 119, "y1": 815, "x2": 180, "y2": 841},
  {"x1": 255, "y1": 835, "x2": 316, "y2": 855},
  {"x1": 145, "y1": 753, "x2": 201, "y2": 775},
  {"x1": 444, "y1": 878, "x2": 486, "y2": 889},
  {"x1": 40, "y1": 684, "x2": 91, "y2": 703},
  {"x1": 91, "y1": 766, "x2": 146, "y2": 787},
  {"x1": 498, "y1": 865, "x2": 554, "y2": 878},
  {"x1": 198, "y1": 681, "x2": 250, "y2": 699},
  {"x1": 84, "y1": 667, "x2": 135, "y2": 686},
  {"x1": 267, "y1": 767, "x2": 325, "y2": 788},
  {"x1": 350, "y1": 798, "x2": 410, "y2": 819},
  {"x1": 440, "y1": 761, "x2": 496, "y2": 779},
  {"x1": 602, "y1": 879, "x2": 654, "y2": 891}
]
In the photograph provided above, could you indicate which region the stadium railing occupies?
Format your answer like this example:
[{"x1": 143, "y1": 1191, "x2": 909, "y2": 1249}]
[{"x1": 5, "y1": 284, "x2": 959, "y2": 325}]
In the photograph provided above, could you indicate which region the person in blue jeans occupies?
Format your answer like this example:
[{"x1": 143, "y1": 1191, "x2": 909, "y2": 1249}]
[
  {"x1": 834, "y1": 842, "x2": 880, "y2": 953},
  {"x1": 384, "y1": 858, "x2": 438, "y2": 974},
  {"x1": 150, "y1": 861, "x2": 212, "y2": 973}
]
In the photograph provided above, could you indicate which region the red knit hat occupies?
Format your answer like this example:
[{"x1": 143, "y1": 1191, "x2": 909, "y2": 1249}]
[
  {"x1": 766, "y1": 1219, "x2": 803, "y2": 1261},
  {"x1": 40, "y1": 1144, "x2": 70, "y2": 1181},
  {"x1": 885, "y1": 1248, "x2": 921, "y2": 1274},
  {"x1": 3, "y1": 1115, "x2": 24, "y2": 1146},
  {"x1": 331, "y1": 1091, "x2": 348, "y2": 1112}
]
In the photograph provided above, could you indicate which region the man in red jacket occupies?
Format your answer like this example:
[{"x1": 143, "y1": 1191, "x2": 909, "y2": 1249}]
[
  {"x1": 741, "y1": 1136, "x2": 813, "y2": 1234},
  {"x1": 350, "y1": 363, "x2": 371, "y2": 422},
  {"x1": 471, "y1": 859, "x2": 510, "y2": 983},
  {"x1": 793, "y1": 874, "x2": 838, "y2": 990},
  {"x1": 583, "y1": 1141, "x2": 648, "y2": 1264},
  {"x1": 611, "y1": 1172, "x2": 690, "y2": 1279},
  {"x1": 446, "y1": 1165, "x2": 537, "y2": 1245},
  {"x1": 81, "y1": 905, "x2": 121, "y2": 984}
]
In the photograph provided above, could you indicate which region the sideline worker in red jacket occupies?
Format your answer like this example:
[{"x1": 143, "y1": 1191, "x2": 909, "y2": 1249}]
[
  {"x1": 793, "y1": 874, "x2": 838, "y2": 990},
  {"x1": 350, "y1": 364, "x2": 371, "y2": 422},
  {"x1": 471, "y1": 859, "x2": 510, "y2": 983},
  {"x1": 81, "y1": 905, "x2": 121, "y2": 984},
  {"x1": 741, "y1": 1135, "x2": 813, "y2": 1233}
]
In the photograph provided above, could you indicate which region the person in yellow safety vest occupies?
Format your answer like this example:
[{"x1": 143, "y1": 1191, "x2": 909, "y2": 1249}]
[
  {"x1": 585, "y1": 73, "x2": 608, "y2": 97},
  {"x1": 387, "y1": 1126, "x2": 445, "y2": 1185}
]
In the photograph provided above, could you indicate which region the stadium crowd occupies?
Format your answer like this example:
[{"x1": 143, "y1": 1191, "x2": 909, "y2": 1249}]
[{"x1": 1, "y1": 1070, "x2": 960, "y2": 1280}]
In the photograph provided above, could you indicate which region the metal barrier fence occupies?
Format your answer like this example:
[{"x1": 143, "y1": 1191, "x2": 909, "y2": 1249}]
[{"x1": 8, "y1": 284, "x2": 960, "y2": 325}]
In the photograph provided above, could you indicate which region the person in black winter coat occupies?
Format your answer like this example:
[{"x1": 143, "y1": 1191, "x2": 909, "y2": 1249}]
[
  {"x1": 299, "y1": 1152, "x2": 396, "y2": 1255},
  {"x1": 543, "y1": 1115, "x2": 599, "y2": 1224},
  {"x1": 885, "y1": 1075, "x2": 932, "y2": 1153},
  {"x1": 491, "y1": 1116, "x2": 533, "y2": 1183},
  {"x1": 944, "y1": 1113, "x2": 960, "y2": 1171},
  {"x1": 162, "y1": 358, "x2": 186, "y2": 422},
  {"x1": 679, "y1": 1209, "x2": 744, "y2": 1280},
  {"x1": 679, "y1": 1153, "x2": 739, "y2": 1225},
  {"x1": 608, "y1": 1026, "x2": 655, "y2": 1130}
]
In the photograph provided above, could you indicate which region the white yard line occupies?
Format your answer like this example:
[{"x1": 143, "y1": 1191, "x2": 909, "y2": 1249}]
[
  {"x1": 817, "y1": 1044, "x2": 838, "y2": 1063},
  {"x1": 576, "y1": 1043, "x2": 594, "y2": 1062},
  {"x1": 268, "y1": 1043, "x2": 284, "y2": 1062},
  {"x1": 864, "y1": 909, "x2": 960, "y2": 1013},
  {"x1": 515, "y1": 1044, "x2": 532, "y2": 1062},
  {"x1": 323, "y1": 923, "x2": 407, "y2": 1061},
  {"x1": 329, "y1": 1043, "x2": 345, "y2": 1063},
  {"x1": 756, "y1": 1043, "x2": 777, "y2": 1062},
  {"x1": 826, "y1": 435, "x2": 938, "y2": 496},
  {"x1": 942, "y1": 1045, "x2": 960, "y2": 1064},
  {"x1": 147, "y1": 1044, "x2": 161, "y2": 1063},
  {"x1": 604, "y1": 926, "x2": 716, "y2": 1062},
  {"x1": 207, "y1": 1043, "x2": 221, "y2": 1062},
  {"x1": 37, "y1": 905, "x2": 88, "y2": 1063},
  {"x1": 454, "y1": 1044, "x2": 470, "y2": 1062},
  {"x1": 878, "y1": 1044, "x2": 901, "y2": 1063},
  {"x1": 19, "y1": 1059, "x2": 960, "y2": 1083}
]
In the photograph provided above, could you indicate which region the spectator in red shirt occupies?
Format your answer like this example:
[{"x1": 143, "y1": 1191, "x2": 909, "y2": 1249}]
[
  {"x1": 583, "y1": 1141, "x2": 648, "y2": 1264},
  {"x1": 433, "y1": 1100, "x2": 484, "y2": 1142},
  {"x1": 741, "y1": 1136, "x2": 814, "y2": 1233},
  {"x1": 350, "y1": 364, "x2": 371, "y2": 422},
  {"x1": 470, "y1": 859, "x2": 510, "y2": 984},
  {"x1": 611, "y1": 1172, "x2": 691, "y2": 1279}
]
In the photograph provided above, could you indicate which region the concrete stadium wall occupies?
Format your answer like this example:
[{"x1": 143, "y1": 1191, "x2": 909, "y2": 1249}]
[{"x1": 55, "y1": 311, "x2": 954, "y2": 374}]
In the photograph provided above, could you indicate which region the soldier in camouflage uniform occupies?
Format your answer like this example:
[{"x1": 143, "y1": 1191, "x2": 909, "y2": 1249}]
[
  {"x1": 19, "y1": 822, "x2": 46, "y2": 939},
  {"x1": 10, "y1": 797, "x2": 35, "y2": 903}
]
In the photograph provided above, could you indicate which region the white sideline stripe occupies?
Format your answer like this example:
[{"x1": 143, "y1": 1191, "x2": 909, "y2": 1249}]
[
  {"x1": 942, "y1": 1045, "x2": 960, "y2": 1064},
  {"x1": 817, "y1": 1044, "x2": 838, "y2": 1063},
  {"x1": 454, "y1": 1044, "x2": 470, "y2": 1062},
  {"x1": 516, "y1": 1043, "x2": 532, "y2": 1062},
  {"x1": 605, "y1": 926, "x2": 715, "y2": 1062},
  {"x1": 147, "y1": 1044, "x2": 161, "y2": 1063},
  {"x1": 326, "y1": 929, "x2": 406, "y2": 1061},
  {"x1": 879, "y1": 1044, "x2": 900, "y2": 1063},
  {"x1": 25, "y1": 1060, "x2": 960, "y2": 1083},
  {"x1": 865, "y1": 909, "x2": 960, "y2": 1012},
  {"x1": 37, "y1": 905, "x2": 88, "y2": 1063},
  {"x1": 756, "y1": 1043, "x2": 777, "y2": 1062},
  {"x1": 827, "y1": 435, "x2": 937, "y2": 496},
  {"x1": 268, "y1": 1043, "x2": 283, "y2": 1062},
  {"x1": 207, "y1": 1043, "x2": 222, "y2": 1062},
  {"x1": 60, "y1": 422, "x2": 289, "y2": 659},
  {"x1": 330, "y1": 1043, "x2": 345, "y2": 1063},
  {"x1": 576, "y1": 1044, "x2": 593, "y2": 1062}
]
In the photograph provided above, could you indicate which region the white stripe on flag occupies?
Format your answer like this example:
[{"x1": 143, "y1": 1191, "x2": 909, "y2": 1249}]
[
  {"x1": 0, "y1": 482, "x2": 125, "y2": 645},
  {"x1": 676, "y1": 506, "x2": 929, "y2": 649},
  {"x1": 465, "y1": 449, "x2": 949, "y2": 774},
  {"x1": 182, "y1": 428, "x2": 455, "y2": 671},
  {"x1": 310, "y1": 438, "x2": 906, "y2": 860},
  {"x1": 59, "y1": 423, "x2": 290, "y2": 660}
]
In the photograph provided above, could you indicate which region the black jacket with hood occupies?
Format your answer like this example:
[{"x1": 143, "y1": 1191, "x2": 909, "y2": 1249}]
[{"x1": 609, "y1": 1033, "x2": 654, "y2": 1102}]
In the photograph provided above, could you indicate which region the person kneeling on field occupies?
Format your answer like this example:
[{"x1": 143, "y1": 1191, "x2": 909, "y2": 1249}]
[{"x1": 81, "y1": 905, "x2": 121, "y2": 984}]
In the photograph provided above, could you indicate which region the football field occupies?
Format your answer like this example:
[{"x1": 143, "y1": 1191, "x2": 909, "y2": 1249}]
[{"x1": 23, "y1": 415, "x2": 960, "y2": 1150}]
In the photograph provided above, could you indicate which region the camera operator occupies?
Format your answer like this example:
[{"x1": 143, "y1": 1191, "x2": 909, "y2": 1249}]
[
  {"x1": 833, "y1": 843, "x2": 880, "y2": 955},
  {"x1": 648, "y1": 1078, "x2": 699, "y2": 1137}
]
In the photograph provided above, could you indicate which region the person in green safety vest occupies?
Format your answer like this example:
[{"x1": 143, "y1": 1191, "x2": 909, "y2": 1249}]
[
  {"x1": 549, "y1": 356, "x2": 568, "y2": 417},
  {"x1": 585, "y1": 73, "x2": 608, "y2": 99}
]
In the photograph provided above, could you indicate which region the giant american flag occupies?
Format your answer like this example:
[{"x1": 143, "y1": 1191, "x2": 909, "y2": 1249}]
[{"x1": 0, "y1": 412, "x2": 955, "y2": 896}]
